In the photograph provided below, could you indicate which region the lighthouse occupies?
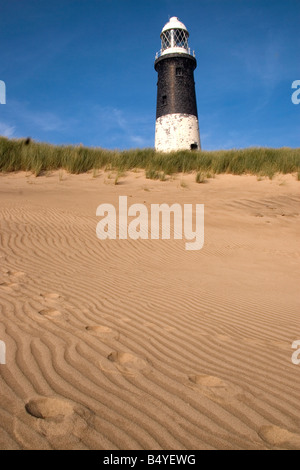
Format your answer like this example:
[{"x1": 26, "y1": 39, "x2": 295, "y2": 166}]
[{"x1": 154, "y1": 17, "x2": 201, "y2": 152}]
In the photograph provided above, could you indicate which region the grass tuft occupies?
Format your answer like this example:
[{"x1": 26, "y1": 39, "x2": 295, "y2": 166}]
[{"x1": 195, "y1": 171, "x2": 206, "y2": 183}]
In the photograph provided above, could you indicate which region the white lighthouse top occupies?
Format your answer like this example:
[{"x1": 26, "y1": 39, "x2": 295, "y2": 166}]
[
  {"x1": 161, "y1": 17, "x2": 189, "y2": 35},
  {"x1": 156, "y1": 16, "x2": 195, "y2": 59}
]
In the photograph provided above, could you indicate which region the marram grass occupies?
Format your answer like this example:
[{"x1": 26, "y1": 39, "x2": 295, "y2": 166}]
[{"x1": 0, "y1": 137, "x2": 299, "y2": 178}]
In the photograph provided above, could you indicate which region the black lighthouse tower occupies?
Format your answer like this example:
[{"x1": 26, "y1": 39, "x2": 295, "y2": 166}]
[{"x1": 154, "y1": 17, "x2": 201, "y2": 152}]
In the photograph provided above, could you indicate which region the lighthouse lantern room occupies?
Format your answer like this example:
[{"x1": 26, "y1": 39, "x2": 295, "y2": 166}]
[{"x1": 154, "y1": 17, "x2": 201, "y2": 152}]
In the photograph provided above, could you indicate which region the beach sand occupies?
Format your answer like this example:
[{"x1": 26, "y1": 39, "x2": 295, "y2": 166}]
[{"x1": 0, "y1": 170, "x2": 299, "y2": 450}]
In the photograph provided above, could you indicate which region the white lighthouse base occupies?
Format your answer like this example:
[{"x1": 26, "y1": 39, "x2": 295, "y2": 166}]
[{"x1": 155, "y1": 113, "x2": 201, "y2": 152}]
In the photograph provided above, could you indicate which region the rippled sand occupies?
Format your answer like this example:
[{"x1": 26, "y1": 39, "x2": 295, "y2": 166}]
[{"x1": 0, "y1": 170, "x2": 299, "y2": 450}]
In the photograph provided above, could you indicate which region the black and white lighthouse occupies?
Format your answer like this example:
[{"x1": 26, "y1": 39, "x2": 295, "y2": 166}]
[{"x1": 154, "y1": 17, "x2": 201, "y2": 152}]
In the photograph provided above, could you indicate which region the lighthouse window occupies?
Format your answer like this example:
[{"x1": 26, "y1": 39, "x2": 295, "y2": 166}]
[
  {"x1": 173, "y1": 29, "x2": 188, "y2": 49},
  {"x1": 161, "y1": 31, "x2": 171, "y2": 51},
  {"x1": 176, "y1": 67, "x2": 183, "y2": 76},
  {"x1": 162, "y1": 95, "x2": 167, "y2": 106}
]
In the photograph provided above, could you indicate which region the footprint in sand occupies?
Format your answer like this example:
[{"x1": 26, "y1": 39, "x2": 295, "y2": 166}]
[
  {"x1": 258, "y1": 425, "x2": 300, "y2": 450},
  {"x1": 37, "y1": 293, "x2": 68, "y2": 319},
  {"x1": 106, "y1": 351, "x2": 151, "y2": 375},
  {"x1": 19, "y1": 397, "x2": 94, "y2": 449},
  {"x1": 0, "y1": 281, "x2": 18, "y2": 288},
  {"x1": 188, "y1": 374, "x2": 251, "y2": 404},
  {"x1": 8, "y1": 271, "x2": 26, "y2": 277},
  {"x1": 25, "y1": 397, "x2": 74, "y2": 421},
  {"x1": 42, "y1": 293, "x2": 62, "y2": 300},
  {"x1": 85, "y1": 325, "x2": 119, "y2": 340},
  {"x1": 190, "y1": 375, "x2": 227, "y2": 387},
  {"x1": 38, "y1": 308, "x2": 62, "y2": 318},
  {"x1": 0, "y1": 271, "x2": 26, "y2": 289}
]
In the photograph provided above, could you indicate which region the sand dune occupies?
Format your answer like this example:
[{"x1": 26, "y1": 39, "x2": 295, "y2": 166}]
[{"x1": 0, "y1": 170, "x2": 299, "y2": 450}]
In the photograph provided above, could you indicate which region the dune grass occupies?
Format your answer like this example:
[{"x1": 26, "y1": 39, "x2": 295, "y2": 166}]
[
  {"x1": 195, "y1": 171, "x2": 206, "y2": 183},
  {"x1": 0, "y1": 136, "x2": 299, "y2": 179}
]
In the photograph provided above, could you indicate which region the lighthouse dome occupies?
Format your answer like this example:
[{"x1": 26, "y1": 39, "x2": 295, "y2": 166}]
[
  {"x1": 158, "y1": 16, "x2": 192, "y2": 57},
  {"x1": 161, "y1": 17, "x2": 189, "y2": 36}
]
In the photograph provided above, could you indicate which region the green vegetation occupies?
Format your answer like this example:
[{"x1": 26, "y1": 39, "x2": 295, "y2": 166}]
[
  {"x1": 0, "y1": 137, "x2": 299, "y2": 179},
  {"x1": 145, "y1": 169, "x2": 166, "y2": 180},
  {"x1": 195, "y1": 171, "x2": 206, "y2": 183}
]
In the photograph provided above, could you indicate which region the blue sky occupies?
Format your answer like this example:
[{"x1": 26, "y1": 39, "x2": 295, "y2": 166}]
[{"x1": 0, "y1": 0, "x2": 299, "y2": 150}]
